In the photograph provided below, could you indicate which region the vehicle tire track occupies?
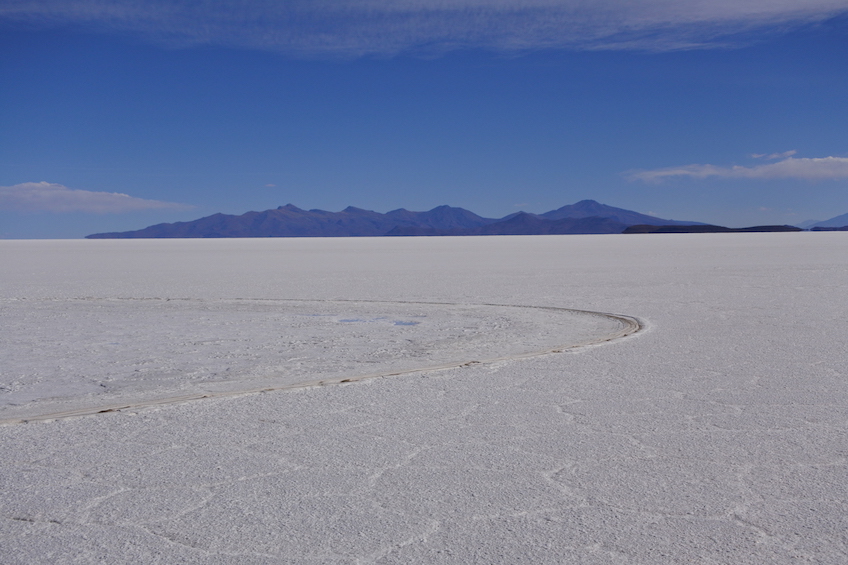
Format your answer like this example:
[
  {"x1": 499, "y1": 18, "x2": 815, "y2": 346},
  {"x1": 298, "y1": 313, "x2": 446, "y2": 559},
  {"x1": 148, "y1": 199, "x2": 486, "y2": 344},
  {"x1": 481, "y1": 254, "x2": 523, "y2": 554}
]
[{"x1": 1, "y1": 299, "x2": 642, "y2": 425}]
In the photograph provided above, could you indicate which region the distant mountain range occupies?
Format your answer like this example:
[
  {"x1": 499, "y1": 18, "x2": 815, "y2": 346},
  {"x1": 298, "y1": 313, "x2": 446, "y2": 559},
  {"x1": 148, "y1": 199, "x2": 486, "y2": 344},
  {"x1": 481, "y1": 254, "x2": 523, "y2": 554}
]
[
  {"x1": 87, "y1": 200, "x2": 706, "y2": 238},
  {"x1": 809, "y1": 211, "x2": 848, "y2": 230}
]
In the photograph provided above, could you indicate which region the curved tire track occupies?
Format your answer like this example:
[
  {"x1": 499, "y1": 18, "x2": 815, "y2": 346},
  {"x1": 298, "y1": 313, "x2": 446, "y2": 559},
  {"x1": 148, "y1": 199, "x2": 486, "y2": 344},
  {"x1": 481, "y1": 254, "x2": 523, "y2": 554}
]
[{"x1": 1, "y1": 299, "x2": 642, "y2": 425}]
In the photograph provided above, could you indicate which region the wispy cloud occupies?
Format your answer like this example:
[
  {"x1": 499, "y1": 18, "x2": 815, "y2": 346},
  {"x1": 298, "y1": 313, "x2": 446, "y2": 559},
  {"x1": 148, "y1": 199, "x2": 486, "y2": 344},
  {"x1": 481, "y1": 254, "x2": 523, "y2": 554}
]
[
  {"x1": 0, "y1": 182, "x2": 192, "y2": 213},
  {"x1": 628, "y1": 155, "x2": 848, "y2": 182},
  {"x1": 2, "y1": 1, "x2": 846, "y2": 56},
  {"x1": 751, "y1": 150, "x2": 797, "y2": 160}
]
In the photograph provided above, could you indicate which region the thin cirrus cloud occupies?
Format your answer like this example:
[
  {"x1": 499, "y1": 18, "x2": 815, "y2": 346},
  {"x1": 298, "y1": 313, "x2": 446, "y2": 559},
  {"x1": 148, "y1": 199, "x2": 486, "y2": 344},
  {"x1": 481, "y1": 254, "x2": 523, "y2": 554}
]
[
  {"x1": 0, "y1": 182, "x2": 193, "y2": 213},
  {"x1": 628, "y1": 155, "x2": 848, "y2": 182},
  {"x1": 1, "y1": 1, "x2": 847, "y2": 55},
  {"x1": 751, "y1": 150, "x2": 798, "y2": 160}
]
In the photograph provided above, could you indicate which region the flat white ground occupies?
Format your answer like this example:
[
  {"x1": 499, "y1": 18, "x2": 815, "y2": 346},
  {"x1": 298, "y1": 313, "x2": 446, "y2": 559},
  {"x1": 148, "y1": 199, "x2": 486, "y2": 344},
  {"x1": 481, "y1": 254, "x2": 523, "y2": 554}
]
[{"x1": 1, "y1": 234, "x2": 846, "y2": 563}]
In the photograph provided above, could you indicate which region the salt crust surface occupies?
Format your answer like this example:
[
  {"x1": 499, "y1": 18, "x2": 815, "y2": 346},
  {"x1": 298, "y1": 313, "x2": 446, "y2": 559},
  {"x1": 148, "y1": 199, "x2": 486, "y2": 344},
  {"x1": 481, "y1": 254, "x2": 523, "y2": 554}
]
[{"x1": 1, "y1": 234, "x2": 847, "y2": 563}]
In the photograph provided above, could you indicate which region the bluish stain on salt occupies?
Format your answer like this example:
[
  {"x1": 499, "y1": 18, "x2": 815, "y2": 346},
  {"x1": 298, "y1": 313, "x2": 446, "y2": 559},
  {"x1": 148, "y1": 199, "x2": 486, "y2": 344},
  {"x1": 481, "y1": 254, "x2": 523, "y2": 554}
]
[{"x1": 337, "y1": 318, "x2": 419, "y2": 326}]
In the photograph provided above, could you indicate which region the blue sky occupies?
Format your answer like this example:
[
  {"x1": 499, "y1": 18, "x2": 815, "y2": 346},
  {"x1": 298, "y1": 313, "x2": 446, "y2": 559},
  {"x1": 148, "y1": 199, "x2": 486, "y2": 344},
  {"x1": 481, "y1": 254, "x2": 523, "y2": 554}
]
[{"x1": 2, "y1": 1, "x2": 848, "y2": 238}]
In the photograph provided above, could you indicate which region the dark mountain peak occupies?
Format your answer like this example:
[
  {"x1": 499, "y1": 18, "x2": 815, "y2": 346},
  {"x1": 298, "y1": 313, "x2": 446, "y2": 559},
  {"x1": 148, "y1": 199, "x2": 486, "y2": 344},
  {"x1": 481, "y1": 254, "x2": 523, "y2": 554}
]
[
  {"x1": 278, "y1": 203, "x2": 304, "y2": 212},
  {"x1": 341, "y1": 205, "x2": 366, "y2": 213},
  {"x1": 426, "y1": 205, "x2": 481, "y2": 217},
  {"x1": 541, "y1": 200, "x2": 701, "y2": 227},
  {"x1": 506, "y1": 211, "x2": 535, "y2": 221},
  {"x1": 384, "y1": 205, "x2": 496, "y2": 230},
  {"x1": 545, "y1": 199, "x2": 618, "y2": 217}
]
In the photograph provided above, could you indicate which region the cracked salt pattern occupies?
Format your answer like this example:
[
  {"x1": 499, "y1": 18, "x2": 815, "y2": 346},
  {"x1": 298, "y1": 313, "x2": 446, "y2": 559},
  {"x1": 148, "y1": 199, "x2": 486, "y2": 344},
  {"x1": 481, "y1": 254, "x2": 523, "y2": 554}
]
[{"x1": 1, "y1": 234, "x2": 847, "y2": 564}]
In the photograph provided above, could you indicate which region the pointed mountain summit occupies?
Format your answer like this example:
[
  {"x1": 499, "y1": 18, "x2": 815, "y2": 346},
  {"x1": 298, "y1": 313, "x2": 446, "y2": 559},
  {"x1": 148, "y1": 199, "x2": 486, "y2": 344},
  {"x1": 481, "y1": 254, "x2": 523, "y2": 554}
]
[
  {"x1": 540, "y1": 199, "x2": 701, "y2": 226},
  {"x1": 385, "y1": 205, "x2": 497, "y2": 230},
  {"x1": 86, "y1": 200, "x2": 703, "y2": 238}
]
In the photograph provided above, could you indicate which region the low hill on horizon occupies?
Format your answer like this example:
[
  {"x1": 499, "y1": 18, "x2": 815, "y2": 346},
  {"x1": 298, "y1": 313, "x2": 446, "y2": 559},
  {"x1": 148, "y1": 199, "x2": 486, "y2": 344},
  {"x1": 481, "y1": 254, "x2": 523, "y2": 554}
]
[
  {"x1": 86, "y1": 200, "x2": 703, "y2": 239},
  {"x1": 623, "y1": 224, "x2": 802, "y2": 234}
]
